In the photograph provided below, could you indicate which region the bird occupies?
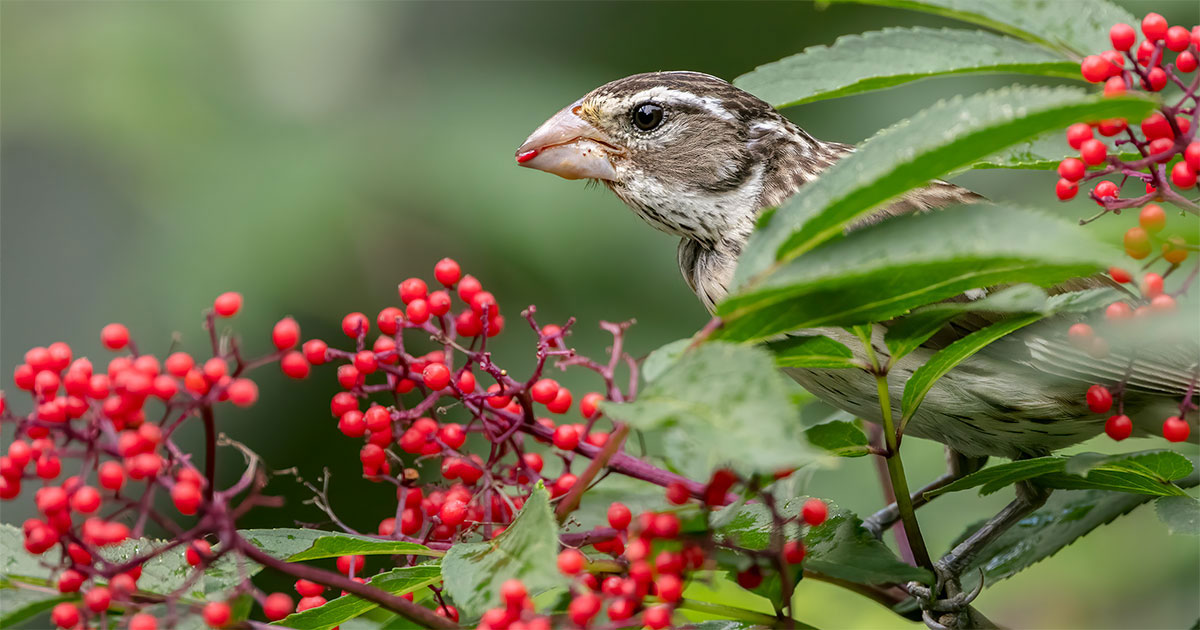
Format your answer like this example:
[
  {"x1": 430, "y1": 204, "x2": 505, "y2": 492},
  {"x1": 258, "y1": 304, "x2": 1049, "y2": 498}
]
[{"x1": 514, "y1": 70, "x2": 1197, "y2": 463}]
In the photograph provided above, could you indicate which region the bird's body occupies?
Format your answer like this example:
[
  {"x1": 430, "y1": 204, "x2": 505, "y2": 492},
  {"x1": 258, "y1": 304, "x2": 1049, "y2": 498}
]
[{"x1": 517, "y1": 71, "x2": 1194, "y2": 459}]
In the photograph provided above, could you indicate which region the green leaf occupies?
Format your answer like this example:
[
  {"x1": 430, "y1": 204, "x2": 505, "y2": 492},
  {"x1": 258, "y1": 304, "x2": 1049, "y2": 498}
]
[
  {"x1": 1065, "y1": 450, "x2": 1194, "y2": 479},
  {"x1": 736, "y1": 27, "x2": 1079, "y2": 108},
  {"x1": 642, "y1": 338, "x2": 692, "y2": 382},
  {"x1": 0, "y1": 587, "x2": 75, "y2": 627},
  {"x1": 274, "y1": 565, "x2": 442, "y2": 630},
  {"x1": 717, "y1": 204, "x2": 1121, "y2": 342},
  {"x1": 927, "y1": 456, "x2": 1066, "y2": 497},
  {"x1": 604, "y1": 342, "x2": 817, "y2": 480},
  {"x1": 828, "y1": 0, "x2": 1137, "y2": 57},
  {"x1": 884, "y1": 284, "x2": 1049, "y2": 361},
  {"x1": 900, "y1": 314, "x2": 1043, "y2": 424},
  {"x1": 729, "y1": 86, "x2": 1153, "y2": 284},
  {"x1": 804, "y1": 421, "x2": 869, "y2": 457},
  {"x1": 441, "y1": 483, "x2": 566, "y2": 619},
  {"x1": 768, "y1": 334, "x2": 858, "y2": 369},
  {"x1": 0, "y1": 523, "x2": 59, "y2": 582},
  {"x1": 972, "y1": 130, "x2": 1141, "y2": 170},
  {"x1": 240, "y1": 529, "x2": 439, "y2": 562},
  {"x1": 714, "y1": 499, "x2": 931, "y2": 585},
  {"x1": 1156, "y1": 496, "x2": 1200, "y2": 536}
]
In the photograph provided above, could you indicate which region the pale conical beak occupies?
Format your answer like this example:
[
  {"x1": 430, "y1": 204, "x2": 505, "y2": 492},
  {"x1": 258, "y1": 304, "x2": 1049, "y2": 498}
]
[{"x1": 515, "y1": 101, "x2": 621, "y2": 181}]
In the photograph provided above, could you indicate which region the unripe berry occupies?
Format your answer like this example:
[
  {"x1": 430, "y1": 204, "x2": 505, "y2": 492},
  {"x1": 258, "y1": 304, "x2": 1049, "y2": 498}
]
[
  {"x1": 1106, "y1": 415, "x2": 1133, "y2": 441},
  {"x1": 213, "y1": 292, "x2": 242, "y2": 317},
  {"x1": 1139, "y1": 204, "x2": 1167, "y2": 233},
  {"x1": 1110, "y1": 23, "x2": 1136, "y2": 50},
  {"x1": 1124, "y1": 227, "x2": 1152, "y2": 259},
  {"x1": 1162, "y1": 236, "x2": 1189, "y2": 264},
  {"x1": 1163, "y1": 416, "x2": 1190, "y2": 442},
  {"x1": 1085, "y1": 385, "x2": 1113, "y2": 413}
]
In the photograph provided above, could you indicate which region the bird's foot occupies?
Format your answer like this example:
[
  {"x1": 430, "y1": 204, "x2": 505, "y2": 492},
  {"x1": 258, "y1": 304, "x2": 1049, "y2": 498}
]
[{"x1": 906, "y1": 568, "x2": 984, "y2": 629}]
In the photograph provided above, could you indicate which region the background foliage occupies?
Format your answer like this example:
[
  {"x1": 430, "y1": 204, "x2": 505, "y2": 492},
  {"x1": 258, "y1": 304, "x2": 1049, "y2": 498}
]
[{"x1": 2, "y1": 1, "x2": 1198, "y2": 627}]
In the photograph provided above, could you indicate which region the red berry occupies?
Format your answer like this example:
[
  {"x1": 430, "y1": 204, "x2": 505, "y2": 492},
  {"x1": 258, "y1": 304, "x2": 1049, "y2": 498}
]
[
  {"x1": 1085, "y1": 385, "x2": 1113, "y2": 413},
  {"x1": 51, "y1": 602, "x2": 80, "y2": 629},
  {"x1": 1110, "y1": 23, "x2": 1136, "y2": 50},
  {"x1": 644, "y1": 605, "x2": 672, "y2": 629},
  {"x1": 303, "y1": 339, "x2": 329, "y2": 365},
  {"x1": 1066, "y1": 122, "x2": 1093, "y2": 149},
  {"x1": 1137, "y1": 39, "x2": 1158, "y2": 65},
  {"x1": 530, "y1": 378, "x2": 559, "y2": 404},
  {"x1": 457, "y1": 370, "x2": 476, "y2": 393},
  {"x1": 272, "y1": 317, "x2": 300, "y2": 350},
  {"x1": 354, "y1": 351, "x2": 378, "y2": 375},
  {"x1": 784, "y1": 540, "x2": 807, "y2": 564},
  {"x1": 547, "y1": 387, "x2": 573, "y2": 414},
  {"x1": 84, "y1": 587, "x2": 111, "y2": 612},
  {"x1": 263, "y1": 592, "x2": 294, "y2": 621},
  {"x1": 1141, "y1": 113, "x2": 1174, "y2": 140},
  {"x1": 440, "y1": 499, "x2": 467, "y2": 527},
  {"x1": 98, "y1": 461, "x2": 125, "y2": 491},
  {"x1": 1080, "y1": 55, "x2": 1110, "y2": 82},
  {"x1": 1165, "y1": 25, "x2": 1191, "y2": 51},
  {"x1": 457, "y1": 274, "x2": 482, "y2": 303},
  {"x1": 434, "y1": 258, "x2": 462, "y2": 286},
  {"x1": 203, "y1": 602, "x2": 231, "y2": 628},
  {"x1": 331, "y1": 391, "x2": 358, "y2": 417},
  {"x1": 172, "y1": 481, "x2": 203, "y2": 515},
  {"x1": 280, "y1": 351, "x2": 310, "y2": 379},
  {"x1": 436, "y1": 605, "x2": 459, "y2": 622},
  {"x1": 341, "y1": 312, "x2": 370, "y2": 338},
  {"x1": 1093, "y1": 180, "x2": 1119, "y2": 202},
  {"x1": 580, "y1": 392, "x2": 603, "y2": 419},
  {"x1": 439, "y1": 423, "x2": 466, "y2": 449},
  {"x1": 1067, "y1": 323, "x2": 1093, "y2": 348},
  {"x1": 1106, "y1": 415, "x2": 1133, "y2": 441},
  {"x1": 1057, "y1": 158, "x2": 1085, "y2": 181},
  {"x1": 1143, "y1": 67, "x2": 1168, "y2": 91},
  {"x1": 802, "y1": 498, "x2": 829, "y2": 526},
  {"x1": 186, "y1": 540, "x2": 211, "y2": 566},
  {"x1": 607, "y1": 502, "x2": 632, "y2": 530},
  {"x1": 422, "y1": 363, "x2": 451, "y2": 390},
  {"x1": 226, "y1": 378, "x2": 258, "y2": 407},
  {"x1": 100, "y1": 323, "x2": 130, "y2": 350},
  {"x1": 399, "y1": 278, "x2": 428, "y2": 304},
  {"x1": 1178, "y1": 51, "x2": 1198, "y2": 73},
  {"x1": 568, "y1": 593, "x2": 601, "y2": 626},
  {"x1": 1163, "y1": 416, "x2": 1190, "y2": 442},
  {"x1": 1140, "y1": 204, "x2": 1167, "y2": 233},
  {"x1": 1079, "y1": 139, "x2": 1107, "y2": 165},
  {"x1": 1105, "y1": 302, "x2": 1133, "y2": 320},
  {"x1": 336, "y1": 554, "x2": 365, "y2": 576},
  {"x1": 736, "y1": 566, "x2": 763, "y2": 589},
  {"x1": 211, "y1": 292, "x2": 241, "y2": 317},
  {"x1": 406, "y1": 298, "x2": 430, "y2": 324},
  {"x1": 1142, "y1": 272, "x2": 1164, "y2": 298},
  {"x1": 552, "y1": 425, "x2": 579, "y2": 451},
  {"x1": 664, "y1": 481, "x2": 690, "y2": 505},
  {"x1": 1055, "y1": 178, "x2": 1078, "y2": 201},
  {"x1": 557, "y1": 548, "x2": 585, "y2": 574},
  {"x1": 70, "y1": 485, "x2": 101, "y2": 514},
  {"x1": 1187, "y1": 143, "x2": 1200, "y2": 172},
  {"x1": 58, "y1": 569, "x2": 85, "y2": 593},
  {"x1": 500, "y1": 579, "x2": 527, "y2": 608},
  {"x1": 1098, "y1": 117, "x2": 1127, "y2": 136},
  {"x1": 129, "y1": 613, "x2": 158, "y2": 630},
  {"x1": 1124, "y1": 227, "x2": 1152, "y2": 259},
  {"x1": 295, "y1": 579, "x2": 324, "y2": 597},
  {"x1": 1142, "y1": 12, "x2": 1168, "y2": 41},
  {"x1": 1171, "y1": 162, "x2": 1197, "y2": 188},
  {"x1": 428, "y1": 290, "x2": 452, "y2": 316}
]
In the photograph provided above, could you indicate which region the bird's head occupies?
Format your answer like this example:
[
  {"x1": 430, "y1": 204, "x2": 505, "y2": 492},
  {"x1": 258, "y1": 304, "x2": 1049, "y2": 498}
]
[{"x1": 515, "y1": 71, "x2": 828, "y2": 243}]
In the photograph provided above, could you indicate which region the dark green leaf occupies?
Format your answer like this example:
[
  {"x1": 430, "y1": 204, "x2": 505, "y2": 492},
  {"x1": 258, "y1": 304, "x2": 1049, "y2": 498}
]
[
  {"x1": 604, "y1": 342, "x2": 817, "y2": 479},
  {"x1": 736, "y1": 27, "x2": 1078, "y2": 108},
  {"x1": 958, "y1": 471, "x2": 1198, "y2": 590},
  {"x1": 1065, "y1": 450, "x2": 1194, "y2": 479},
  {"x1": 972, "y1": 130, "x2": 1140, "y2": 169},
  {"x1": 442, "y1": 483, "x2": 566, "y2": 619},
  {"x1": 0, "y1": 587, "x2": 74, "y2": 627},
  {"x1": 828, "y1": 0, "x2": 1137, "y2": 56},
  {"x1": 1036, "y1": 471, "x2": 1189, "y2": 496},
  {"x1": 926, "y1": 457, "x2": 1065, "y2": 497},
  {"x1": 714, "y1": 499, "x2": 931, "y2": 585},
  {"x1": 884, "y1": 284, "x2": 1048, "y2": 361},
  {"x1": 274, "y1": 565, "x2": 442, "y2": 630},
  {"x1": 240, "y1": 529, "x2": 438, "y2": 562},
  {"x1": 804, "y1": 421, "x2": 869, "y2": 457},
  {"x1": 717, "y1": 205, "x2": 1120, "y2": 342},
  {"x1": 729, "y1": 87, "x2": 1153, "y2": 283},
  {"x1": 768, "y1": 334, "x2": 858, "y2": 369},
  {"x1": 900, "y1": 314, "x2": 1043, "y2": 424},
  {"x1": 1156, "y1": 496, "x2": 1200, "y2": 535}
]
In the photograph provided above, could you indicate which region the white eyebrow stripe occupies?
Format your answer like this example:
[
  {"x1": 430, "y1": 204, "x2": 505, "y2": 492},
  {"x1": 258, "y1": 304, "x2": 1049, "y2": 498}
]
[{"x1": 628, "y1": 87, "x2": 736, "y2": 122}]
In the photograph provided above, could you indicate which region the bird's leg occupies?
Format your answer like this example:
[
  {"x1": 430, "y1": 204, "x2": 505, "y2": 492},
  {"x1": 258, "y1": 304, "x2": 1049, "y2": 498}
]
[
  {"x1": 864, "y1": 448, "x2": 987, "y2": 539},
  {"x1": 937, "y1": 480, "x2": 1050, "y2": 578}
]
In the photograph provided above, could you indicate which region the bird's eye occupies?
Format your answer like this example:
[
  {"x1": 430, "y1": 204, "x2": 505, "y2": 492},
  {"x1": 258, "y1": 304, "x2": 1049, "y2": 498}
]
[{"x1": 631, "y1": 102, "x2": 664, "y2": 132}]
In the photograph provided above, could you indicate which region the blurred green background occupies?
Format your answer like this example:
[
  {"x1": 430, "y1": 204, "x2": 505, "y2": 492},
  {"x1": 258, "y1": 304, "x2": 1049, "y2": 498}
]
[{"x1": 3, "y1": 1, "x2": 1198, "y2": 628}]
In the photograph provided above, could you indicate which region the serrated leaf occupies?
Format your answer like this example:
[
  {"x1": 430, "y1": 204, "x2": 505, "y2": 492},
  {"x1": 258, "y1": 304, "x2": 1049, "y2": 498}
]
[
  {"x1": 900, "y1": 314, "x2": 1043, "y2": 424},
  {"x1": 604, "y1": 342, "x2": 816, "y2": 480},
  {"x1": 0, "y1": 587, "x2": 75, "y2": 627},
  {"x1": 768, "y1": 334, "x2": 858, "y2": 369},
  {"x1": 930, "y1": 450, "x2": 1192, "y2": 498},
  {"x1": 958, "y1": 472, "x2": 1198, "y2": 590},
  {"x1": 729, "y1": 87, "x2": 1153, "y2": 286},
  {"x1": 829, "y1": 0, "x2": 1137, "y2": 57},
  {"x1": 1156, "y1": 496, "x2": 1200, "y2": 535},
  {"x1": 927, "y1": 456, "x2": 1065, "y2": 497},
  {"x1": 717, "y1": 204, "x2": 1120, "y2": 342},
  {"x1": 714, "y1": 499, "x2": 931, "y2": 585},
  {"x1": 804, "y1": 421, "x2": 869, "y2": 457},
  {"x1": 240, "y1": 529, "x2": 439, "y2": 562},
  {"x1": 1065, "y1": 450, "x2": 1194, "y2": 479},
  {"x1": 972, "y1": 130, "x2": 1140, "y2": 169},
  {"x1": 442, "y1": 483, "x2": 565, "y2": 619},
  {"x1": 273, "y1": 565, "x2": 442, "y2": 630},
  {"x1": 736, "y1": 27, "x2": 1078, "y2": 108}
]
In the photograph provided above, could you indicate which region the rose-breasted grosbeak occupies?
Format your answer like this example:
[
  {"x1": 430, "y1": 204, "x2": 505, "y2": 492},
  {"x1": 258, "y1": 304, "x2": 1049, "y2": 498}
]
[{"x1": 516, "y1": 71, "x2": 1195, "y2": 461}]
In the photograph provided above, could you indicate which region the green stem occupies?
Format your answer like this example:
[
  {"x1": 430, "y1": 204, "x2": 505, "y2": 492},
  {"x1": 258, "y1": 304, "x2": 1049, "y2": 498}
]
[
  {"x1": 676, "y1": 599, "x2": 817, "y2": 629},
  {"x1": 874, "y1": 373, "x2": 933, "y2": 572}
]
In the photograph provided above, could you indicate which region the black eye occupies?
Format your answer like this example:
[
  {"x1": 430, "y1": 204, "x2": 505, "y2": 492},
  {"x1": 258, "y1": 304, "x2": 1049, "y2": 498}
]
[{"x1": 632, "y1": 102, "x2": 664, "y2": 131}]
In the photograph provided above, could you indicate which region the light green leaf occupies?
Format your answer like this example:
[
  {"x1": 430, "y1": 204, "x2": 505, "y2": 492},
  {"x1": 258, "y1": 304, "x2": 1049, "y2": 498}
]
[
  {"x1": 730, "y1": 87, "x2": 1153, "y2": 284},
  {"x1": 829, "y1": 0, "x2": 1137, "y2": 57},
  {"x1": 240, "y1": 529, "x2": 439, "y2": 562},
  {"x1": 1156, "y1": 496, "x2": 1200, "y2": 535},
  {"x1": 642, "y1": 338, "x2": 692, "y2": 383},
  {"x1": 972, "y1": 130, "x2": 1140, "y2": 170},
  {"x1": 0, "y1": 587, "x2": 75, "y2": 627},
  {"x1": 605, "y1": 342, "x2": 816, "y2": 480},
  {"x1": 737, "y1": 27, "x2": 1078, "y2": 108},
  {"x1": 273, "y1": 565, "x2": 442, "y2": 630},
  {"x1": 441, "y1": 483, "x2": 566, "y2": 619},
  {"x1": 714, "y1": 499, "x2": 931, "y2": 585},
  {"x1": 804, "y1": 421, "x2": 870, "y2": 457},
  {"x1": 0, "y1": 524, "x2": 59, "y2": 582},
  {"x1": 768, "y1": 334, "x2": 858, "y2": 369},
  {"x1": 901, "y1": 314, "x2": 1043, "y2": 424},
  {"x1": 717, "y1": 204, "x2": 1120, "y2": 343}
]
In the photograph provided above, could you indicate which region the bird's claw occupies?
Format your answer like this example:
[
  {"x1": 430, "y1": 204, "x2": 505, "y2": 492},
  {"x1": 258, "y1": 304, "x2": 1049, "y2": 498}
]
[{"x1": 907, "y1": 568, "x2": 985, "y2": 628}]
